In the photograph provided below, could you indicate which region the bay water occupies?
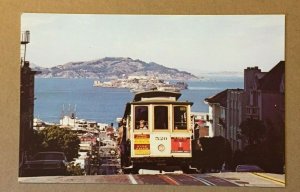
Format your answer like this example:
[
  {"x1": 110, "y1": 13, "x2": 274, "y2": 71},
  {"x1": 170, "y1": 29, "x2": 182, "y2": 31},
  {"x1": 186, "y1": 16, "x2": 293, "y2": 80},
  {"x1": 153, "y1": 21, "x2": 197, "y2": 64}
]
[{"x1": 34, "y1": 78, "x2": 243, "y2": 125}]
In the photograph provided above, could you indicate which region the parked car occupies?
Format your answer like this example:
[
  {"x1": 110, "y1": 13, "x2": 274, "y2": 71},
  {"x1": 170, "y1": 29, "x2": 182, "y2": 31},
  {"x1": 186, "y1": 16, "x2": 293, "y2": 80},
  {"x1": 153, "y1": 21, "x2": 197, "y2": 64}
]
[
  {"x1": 23, "y1": 152, "x2": 68, "y2": 176},
  {"x1": 235, "y1": 164, "x2": 265, "y2": 172}
]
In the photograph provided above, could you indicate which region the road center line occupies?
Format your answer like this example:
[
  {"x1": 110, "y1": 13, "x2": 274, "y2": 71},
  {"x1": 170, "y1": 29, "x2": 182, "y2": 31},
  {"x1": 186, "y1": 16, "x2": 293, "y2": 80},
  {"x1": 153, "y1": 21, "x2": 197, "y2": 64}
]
[
  {"x1": 251, "y1": 173, "x2": 285, "y2": 186},
  {"x1": 128, "y1": 174, "x2": 138, "y2": 184}
]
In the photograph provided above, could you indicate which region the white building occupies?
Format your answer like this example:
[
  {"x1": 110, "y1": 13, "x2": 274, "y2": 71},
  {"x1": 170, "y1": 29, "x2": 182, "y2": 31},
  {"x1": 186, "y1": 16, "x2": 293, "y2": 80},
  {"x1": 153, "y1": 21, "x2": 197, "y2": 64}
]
[
  {"x1": 205, "y1": 88, "x2": 244, "y2": 151},
  {"x1": 128, "y1": 75, "x2": 148, "y2": 80},
  {"x1": 205, "y1": 90, "x2": 228, "y2": 138},
  {"x1": 226, "y1": 89, "x2": 244, "y2": 151}
]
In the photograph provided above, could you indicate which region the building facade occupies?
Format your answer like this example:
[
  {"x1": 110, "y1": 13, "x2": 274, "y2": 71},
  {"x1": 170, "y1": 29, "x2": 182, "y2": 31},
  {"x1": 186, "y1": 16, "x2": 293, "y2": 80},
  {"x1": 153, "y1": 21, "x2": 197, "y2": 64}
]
[
  {"x1": 244, "y1": 66, "x2": 266, "y2": 120},
  {"x1": 204, "y1": 61, "x2": 285, "y2": 153},
  {"x1": 243, "y1": 61, "x2": 284, "y2": 132},
  {"x1": 191, "y1": 112, "x2": 211, "y2": 137},
  {"x1": 204, "y1": 89, "x2": 228, "y2": 138},
  {"x1": 226, "y1": 89, "x2": 244, "y2": 151},
  {"x1": 205, "y1": 89, "x2": 244, "y2": 151},
  {"x1": 20, "y1": 61, "x2": 38, "y2": 175}
]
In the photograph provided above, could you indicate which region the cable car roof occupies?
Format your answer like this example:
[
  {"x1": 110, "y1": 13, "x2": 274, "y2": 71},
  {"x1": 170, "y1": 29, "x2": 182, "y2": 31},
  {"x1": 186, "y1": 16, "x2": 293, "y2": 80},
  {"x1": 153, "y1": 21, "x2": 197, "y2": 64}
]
[
  {"x1": 122, "y1": 91, "x2": 193, "y2": 118},
  {"x1": 133, "y1": 91, "x2": 181, "y2": 102}
]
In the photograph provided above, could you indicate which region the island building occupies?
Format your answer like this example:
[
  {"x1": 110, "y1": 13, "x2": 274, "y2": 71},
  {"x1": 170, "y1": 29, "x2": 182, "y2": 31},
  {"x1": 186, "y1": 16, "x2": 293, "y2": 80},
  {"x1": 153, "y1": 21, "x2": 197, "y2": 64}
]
[
  {"x1": 93, "y1": 75, "x2": 187, "y2": 93},
  {"x1": 204, "y1": 61, "x2": 285, "y2": 152}
]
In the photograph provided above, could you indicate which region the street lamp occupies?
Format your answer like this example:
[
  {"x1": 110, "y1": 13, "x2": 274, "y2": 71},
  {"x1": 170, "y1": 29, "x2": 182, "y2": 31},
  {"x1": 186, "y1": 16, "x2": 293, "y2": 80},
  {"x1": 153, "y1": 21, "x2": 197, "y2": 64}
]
[{"x1": 20, "y1": 30, "x2": 30, "y2": 66}]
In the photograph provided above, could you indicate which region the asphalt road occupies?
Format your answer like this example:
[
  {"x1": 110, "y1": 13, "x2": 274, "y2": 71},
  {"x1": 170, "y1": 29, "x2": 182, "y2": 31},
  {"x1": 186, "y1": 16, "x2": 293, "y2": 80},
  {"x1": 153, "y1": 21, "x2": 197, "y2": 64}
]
[{"x1": 18, "y1": 172, "x2": 285, "y2": 187}]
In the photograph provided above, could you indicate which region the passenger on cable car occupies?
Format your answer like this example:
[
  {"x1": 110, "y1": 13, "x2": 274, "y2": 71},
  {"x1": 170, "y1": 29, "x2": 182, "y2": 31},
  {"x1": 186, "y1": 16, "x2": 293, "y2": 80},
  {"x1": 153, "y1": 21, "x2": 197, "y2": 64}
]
[{"x1": 138, "y1": 120, "x2": 148, "y2": 130}]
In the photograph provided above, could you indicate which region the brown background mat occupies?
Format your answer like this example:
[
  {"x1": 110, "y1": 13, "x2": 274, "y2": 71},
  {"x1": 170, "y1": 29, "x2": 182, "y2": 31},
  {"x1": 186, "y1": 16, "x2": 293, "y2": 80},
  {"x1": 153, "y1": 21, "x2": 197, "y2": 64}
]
[{"x1": 0, "y1": 0, "x2": 299, "y2": 191}]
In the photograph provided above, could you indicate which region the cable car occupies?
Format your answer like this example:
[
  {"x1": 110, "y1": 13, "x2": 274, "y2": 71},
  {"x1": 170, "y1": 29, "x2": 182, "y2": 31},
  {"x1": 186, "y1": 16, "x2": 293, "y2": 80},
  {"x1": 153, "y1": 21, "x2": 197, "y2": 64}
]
[{"x1": 119, "y1": 91, "x2": 195, "y2": 173}]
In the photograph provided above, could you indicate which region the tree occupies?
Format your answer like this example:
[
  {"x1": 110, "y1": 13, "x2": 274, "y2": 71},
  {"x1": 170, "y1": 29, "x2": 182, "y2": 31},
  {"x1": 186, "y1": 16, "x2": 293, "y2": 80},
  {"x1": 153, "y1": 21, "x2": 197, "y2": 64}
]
[
  {"x1": 238, "y1": 120, "x2": 285, "y2": 173},
  {"x1": 263, "y1": 119, "x2": 285, "y2": 173},
  {"x1": 38, "y1": 126, "x2": 80, "y2": 161},
  {"x1": 232, "y1": 150, "x2": 244, "y2": 169},
  {"x1": 192, "y1": 136, "x2": 232, "y2": 172},
  {"x1": 239, "y1": 118, "x2": 266, "y2": 145},
  {"x1": 67, "y1": 162, "x2": 84, "y2": 176},
  {"x1": 27, "y1": 129, "x2": 44, "y2": 157}
]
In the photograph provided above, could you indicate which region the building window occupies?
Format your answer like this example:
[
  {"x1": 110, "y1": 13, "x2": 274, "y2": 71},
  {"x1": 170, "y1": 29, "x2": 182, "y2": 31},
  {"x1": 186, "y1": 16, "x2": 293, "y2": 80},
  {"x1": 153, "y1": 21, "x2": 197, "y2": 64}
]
[
  {"x1": 252, "y1": 108, "x2": 257, "y2": 114},
  {"x1": 154, "y1": 106, "x2": 168, "y2": 130},
  {"x1": 135, "y1": 106, "x2": 148, "y2": 130},
  {"x1": 247, "y1": 108, "x2": 251, "y2": 114},
  {"x1": 250, "y1": 91, "x2": 253, "y2": 105},
  {"x1": 174, "y1": 106, "x2": 187, "y2": 130}
]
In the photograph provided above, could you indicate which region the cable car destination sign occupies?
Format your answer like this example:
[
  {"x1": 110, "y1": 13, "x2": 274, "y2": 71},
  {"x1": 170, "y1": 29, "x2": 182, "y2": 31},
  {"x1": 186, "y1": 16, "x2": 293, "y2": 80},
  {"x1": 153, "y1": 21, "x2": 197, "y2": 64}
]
[{"x1": 134, "y1": 134, "x2": 150, "y2": 155}]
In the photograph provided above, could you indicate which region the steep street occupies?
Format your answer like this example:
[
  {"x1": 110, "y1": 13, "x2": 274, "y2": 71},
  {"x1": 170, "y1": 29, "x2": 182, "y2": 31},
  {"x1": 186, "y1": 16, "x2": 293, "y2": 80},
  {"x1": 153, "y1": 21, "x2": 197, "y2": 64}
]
[{"x1": 19, "y1": 172, "x2": 285, "y2": 187}]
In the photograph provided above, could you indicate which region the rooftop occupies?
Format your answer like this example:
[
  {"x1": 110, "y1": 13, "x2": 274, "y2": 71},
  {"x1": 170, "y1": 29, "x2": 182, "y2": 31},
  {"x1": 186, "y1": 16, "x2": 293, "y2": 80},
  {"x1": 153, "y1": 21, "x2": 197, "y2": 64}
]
[
  {"x1": 204, "y1": 88, "x2": 243, "y2": 107},
  {"x1": 258, "y1": 61, "x2": 285, "y2": 92},
  {"x1": 133, "y1": 90, "x2": 181, "y2": 102}
]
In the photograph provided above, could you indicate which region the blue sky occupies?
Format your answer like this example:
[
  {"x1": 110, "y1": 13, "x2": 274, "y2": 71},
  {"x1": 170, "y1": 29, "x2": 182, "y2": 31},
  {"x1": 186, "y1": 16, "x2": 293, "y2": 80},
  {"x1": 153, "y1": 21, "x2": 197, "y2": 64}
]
[{"x1": 21, "y1": 14, "x2": 285, "y2": 75}]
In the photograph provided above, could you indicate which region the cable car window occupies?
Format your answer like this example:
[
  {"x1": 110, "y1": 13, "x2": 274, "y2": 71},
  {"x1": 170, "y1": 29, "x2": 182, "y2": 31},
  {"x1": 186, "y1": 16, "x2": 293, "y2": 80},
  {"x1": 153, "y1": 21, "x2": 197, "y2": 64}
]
[
  {"x1": 174, "y1": 106, "x2": 187, "y2": 130},
  {"x1": 154, "y1": 106, "x2": 168, "y2": 130},
  {"x1": 135, "y1": 106, "x2": 148, "y2": 130}
]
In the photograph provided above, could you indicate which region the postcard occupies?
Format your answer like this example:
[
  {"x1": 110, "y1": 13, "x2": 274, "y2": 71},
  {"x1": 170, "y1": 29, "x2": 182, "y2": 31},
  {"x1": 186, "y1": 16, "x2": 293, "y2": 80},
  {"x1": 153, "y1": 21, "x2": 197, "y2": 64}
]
[{"x1": 18, "y1": 14, "x2": 285, "y2": 187}]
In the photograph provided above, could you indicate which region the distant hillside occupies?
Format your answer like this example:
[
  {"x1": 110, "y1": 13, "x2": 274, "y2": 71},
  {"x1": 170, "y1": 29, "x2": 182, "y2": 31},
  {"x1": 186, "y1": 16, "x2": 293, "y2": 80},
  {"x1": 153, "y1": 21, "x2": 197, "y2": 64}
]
[{"x1": 33, "y1": 57, "x2": 198, "y2": 80}]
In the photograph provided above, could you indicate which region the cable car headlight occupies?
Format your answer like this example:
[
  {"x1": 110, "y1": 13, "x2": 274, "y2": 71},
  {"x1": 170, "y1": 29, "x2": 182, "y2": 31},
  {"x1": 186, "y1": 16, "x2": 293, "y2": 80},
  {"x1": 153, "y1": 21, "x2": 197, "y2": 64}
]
[
  {"x1": 110, "y1": 150, "x2": 116, "y2": 155},
  {"x1": 158, "y1": 144, "x2": 165, "y2": 152}
]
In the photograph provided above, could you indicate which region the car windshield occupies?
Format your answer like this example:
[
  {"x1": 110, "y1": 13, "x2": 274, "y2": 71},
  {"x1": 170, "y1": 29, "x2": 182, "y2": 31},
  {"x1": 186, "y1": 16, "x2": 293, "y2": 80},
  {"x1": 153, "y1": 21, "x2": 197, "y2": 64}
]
[{"x1": 34, "y1": 153, "x2": 65, "y2": 160}]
